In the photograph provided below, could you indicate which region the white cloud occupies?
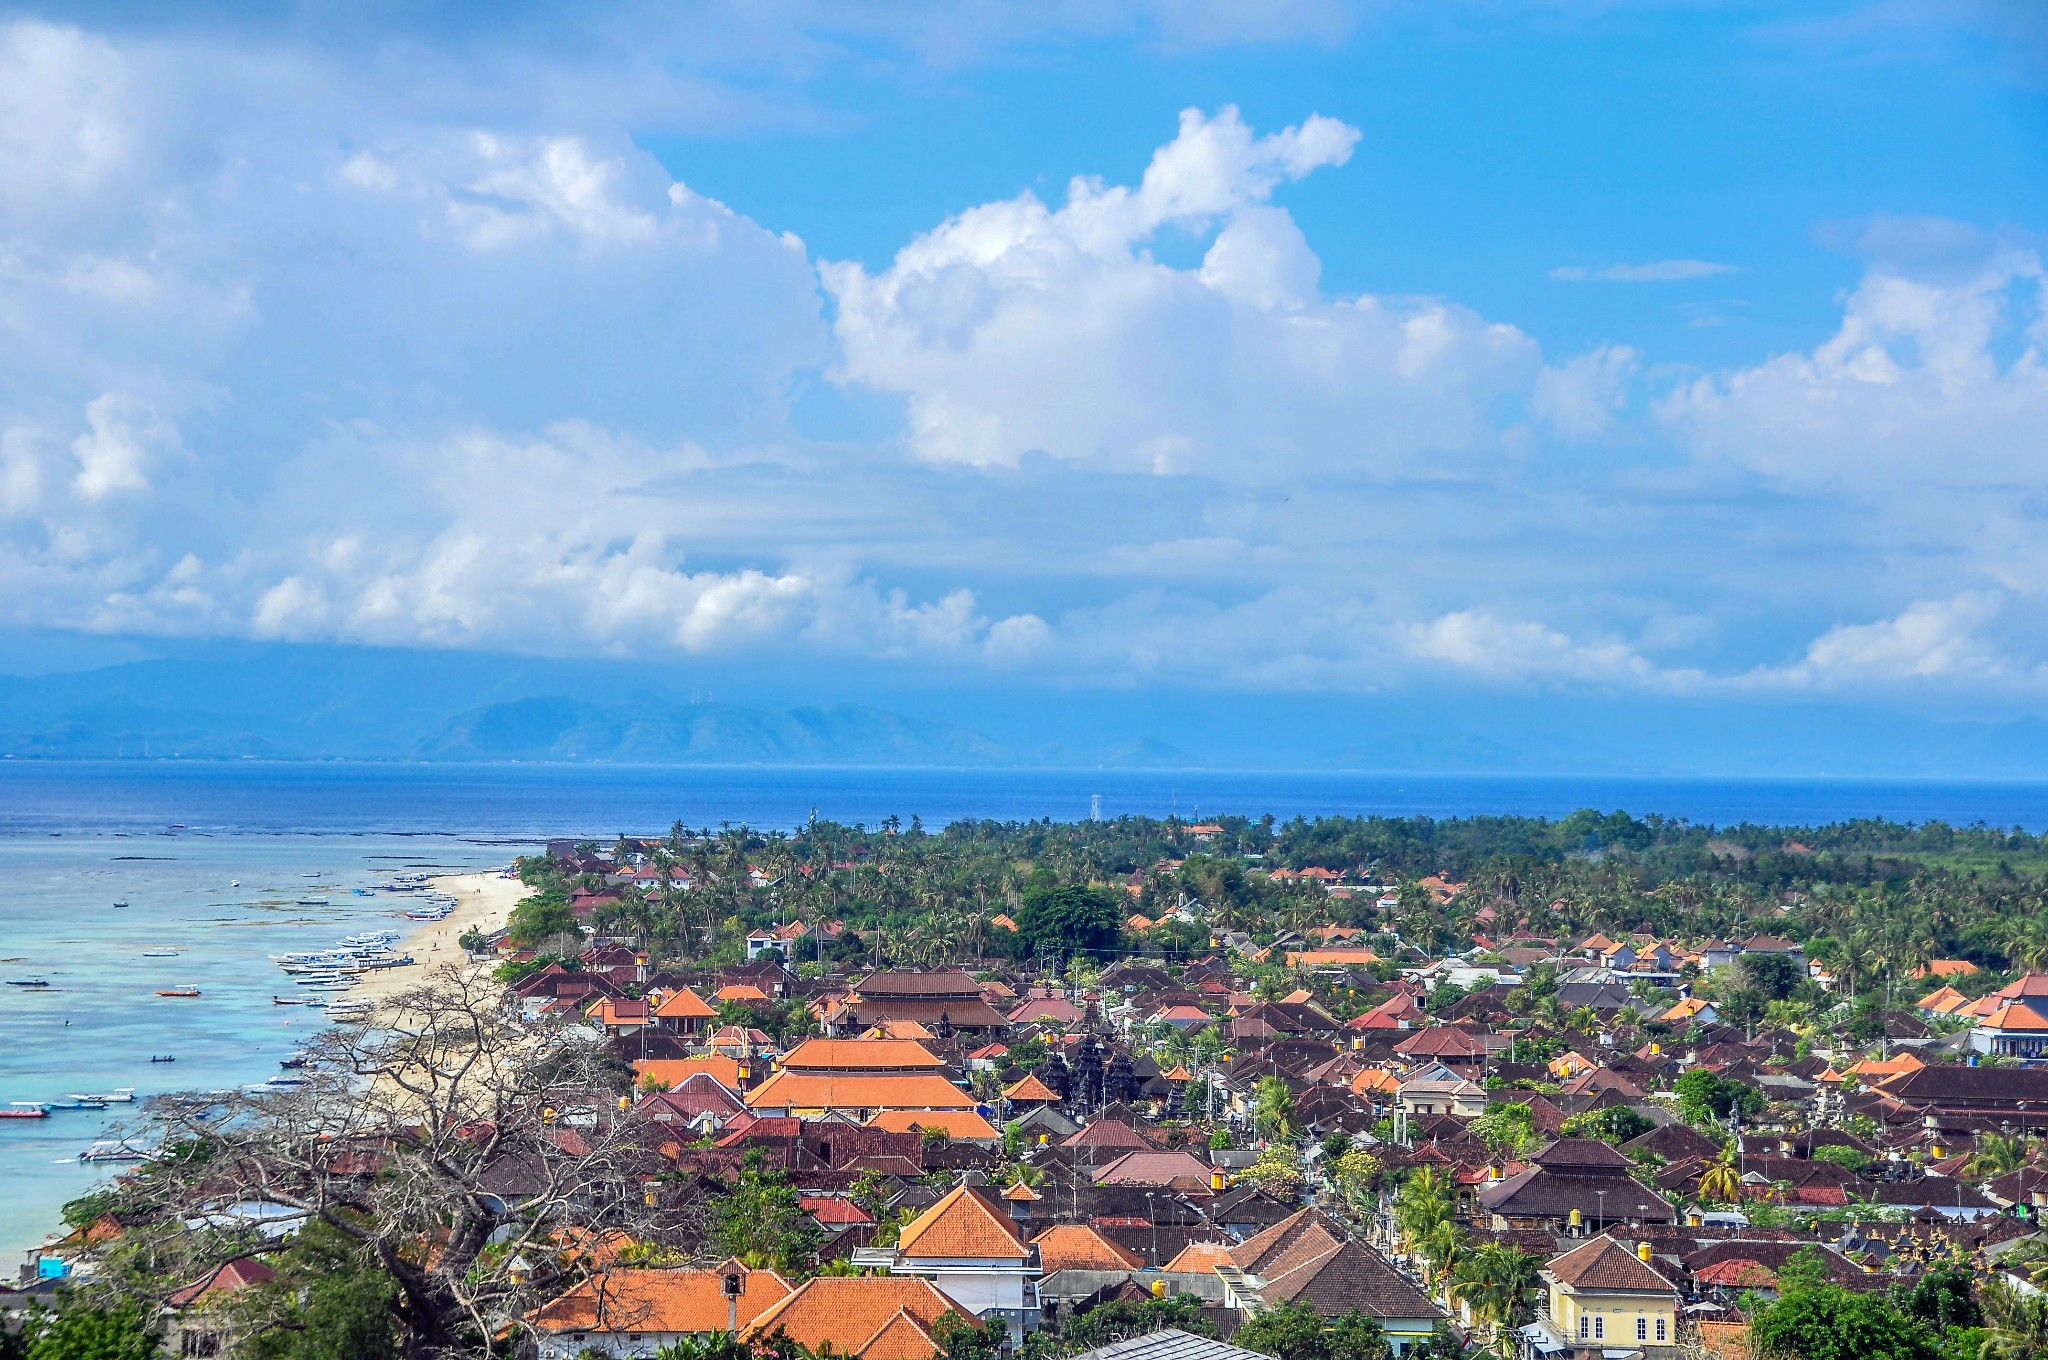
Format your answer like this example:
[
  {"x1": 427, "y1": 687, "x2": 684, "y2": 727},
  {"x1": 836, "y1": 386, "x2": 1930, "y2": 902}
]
[
  {"x1": 70, "y1": 394, "x2": 174, "y2": 501},
  {"x1": 0, "y1": 426, "x2": 43, "y2": 516},
  {"x1": 823, "y1": 105, "x2": 1537, "y2": 477},
  {"x1": 1550, "y1": 259, "x2": 1739, "y2": 283},
  {"x1": 0, "y1": 22, "x2": 136, "y2": 215},
  {"x1": 1767, "y1": 593, "x2": 2008, "y2": 686},
  {"x1": 1533, "y1": 344, "x2": 1638, "y2": 438},
  {"x1": 1660, "y1": 241, "x2": 2048, "y2": 489},
  {"x1": 1399, "y1": 610, "x2": 1684, "y2": 688}
]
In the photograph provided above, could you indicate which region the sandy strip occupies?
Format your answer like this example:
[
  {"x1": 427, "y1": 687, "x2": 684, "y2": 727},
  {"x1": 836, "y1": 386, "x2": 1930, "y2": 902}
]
[{"x1": 348, "y1": 869, "x2": 532, "y2": 1006}]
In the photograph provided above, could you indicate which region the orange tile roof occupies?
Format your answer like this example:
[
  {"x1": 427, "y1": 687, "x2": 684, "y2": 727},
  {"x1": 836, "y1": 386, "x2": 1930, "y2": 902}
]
[
  {"x1": 653, "y1": 988, "x2": 718, "y2": 1020},
  {"x1": 635, "y1": 1056, "x2": 745, "y2": 1090},
  {"x1": 531, "y1": 1267, "x2": 792, "y2": 1335},
  {"x1": 868, "y1": 1109, "x2": 1002, "y2": 1139},
  {"x1": 1916, "y1": 985, "x2": 1972, "y2": 1014},
  {"x1": 745, "y1": 1071, "x2": 971, "y2": 1113},
  {"x1": 1003, "y1": 1074, "x2": 1060, "y2": 1102},
  {"x1": 743, "y1": 1277, "x2": 978, "y2": 1360},
  {"x1": 868, "y1": 1018, "x2": 936, "y2": 1039},
  {"x1": 1285, "y1": 948, "x2": 1382, "y2": 967},
  {"x1": 1917, "y1": 959, "x2": 1978, "y2": 979},
  {"x1": 895, "y1": 1184, "x2": 1030, "y2": 1260},
  {"x1": 782, "y1": 1039, "x2": 946, "y2": 1071},
  {"x1": 1032, "y1": 1224, "x2": 1145, "y2": 1272},
  {"x1": 715, "y1": 984, "x2": 771, "y2": 1003},
  {"x1": 1163, "y1": 1241, "x2": 1235, "y2": 1273}
]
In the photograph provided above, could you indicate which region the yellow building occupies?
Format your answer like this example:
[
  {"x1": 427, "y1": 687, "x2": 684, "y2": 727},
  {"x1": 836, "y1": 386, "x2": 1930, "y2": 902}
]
[{"x1": 1541, "y1": 1235, "x2": 1678, "y2": 1353}]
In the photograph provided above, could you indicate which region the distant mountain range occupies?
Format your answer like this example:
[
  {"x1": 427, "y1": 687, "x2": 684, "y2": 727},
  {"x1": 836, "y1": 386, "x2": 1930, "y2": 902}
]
[
  {"x1": 1, "y1": 639, "x2": 2047, "y2": 774},
  {"x1": 415, "y1": 697, "x2": 1009, "y2": 765}
]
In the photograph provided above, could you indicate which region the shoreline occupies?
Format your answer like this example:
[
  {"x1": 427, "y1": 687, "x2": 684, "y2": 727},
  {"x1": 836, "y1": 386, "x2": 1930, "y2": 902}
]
[{"x1": 347, "y1": 869, "x2": 532, "y2": 1006}]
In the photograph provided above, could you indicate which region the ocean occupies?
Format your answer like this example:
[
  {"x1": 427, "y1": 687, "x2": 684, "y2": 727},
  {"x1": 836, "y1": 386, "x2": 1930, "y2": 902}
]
[{"x1": 5, "y1": 759, "x2": 2048, "y2": 1262}]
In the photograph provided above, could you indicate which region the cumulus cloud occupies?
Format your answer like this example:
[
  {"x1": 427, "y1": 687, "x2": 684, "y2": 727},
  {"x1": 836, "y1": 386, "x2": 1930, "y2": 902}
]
[
  {"x1": 71, "y1": 394, "x2": 174, "y2": 501},
  {"x1": 1660, "y1": 232, "x2": 2048, "y2": 489},
  {"x1": 824, "y1": 105, "x2": 1537, "y2": 477},
  {"x1": 1765, "y1": 593, "x2": 2009, "y2": 687},
  {"x1": 1533, "y1": 344, "x2": 1638, "y2": 438},
  {"x1": 1399, "y1": 610, "x2": 1684, "y2": 688}
]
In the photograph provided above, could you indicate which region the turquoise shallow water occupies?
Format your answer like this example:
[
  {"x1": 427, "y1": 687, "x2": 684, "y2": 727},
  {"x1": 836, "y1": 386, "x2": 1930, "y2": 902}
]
[{"x1": 0, "y1": 834, "x2": 526, "y2": 1263}]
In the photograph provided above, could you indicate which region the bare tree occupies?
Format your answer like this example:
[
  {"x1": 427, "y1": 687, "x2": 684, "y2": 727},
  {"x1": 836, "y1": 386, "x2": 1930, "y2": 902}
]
[{"x1": 87, "y1": 967, "x2": 702, "y2": 1359}]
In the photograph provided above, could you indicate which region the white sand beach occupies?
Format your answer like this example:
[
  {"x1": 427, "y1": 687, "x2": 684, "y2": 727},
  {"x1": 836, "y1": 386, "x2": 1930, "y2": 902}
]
[{"x1": 350, "y1": 869, "x2": 532, "y2": 1005}]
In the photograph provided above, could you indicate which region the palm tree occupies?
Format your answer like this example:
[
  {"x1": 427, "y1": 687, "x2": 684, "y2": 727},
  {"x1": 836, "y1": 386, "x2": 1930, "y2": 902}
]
[
  {"x1": 1447, "y1": 1245, "x2": 1542, "y2": 1340},
  {"x1": 1416, "y1": 1219, "x2": 1468, "y2": 1288},
  {"x1": 1698, "y1": 1154, "x2": 1743, "y2": 1204},
  {"x1": 1981, "y1": 1278, "x2": 2048, "y2": 1360},
  {"x1": 1969, "y1": 1132, "x2": 2030, "y2": 1180},
  {"x1": 1395, "y1": 1166, "x2": 1454, "y2": 1252}
]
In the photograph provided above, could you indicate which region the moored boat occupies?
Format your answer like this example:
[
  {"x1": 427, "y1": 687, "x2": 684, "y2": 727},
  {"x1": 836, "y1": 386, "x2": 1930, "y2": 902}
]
[
  {"x1": 79, "y1": 1140, "x2": 149, "y2": 1162},
  {"x1": 157, "y1": 985, "x2": 202, "y2": 998},
  {"x1": 6, "y1": 978, "x2": 50, "y2": 988},
  {"x1": 1, "y1": 1102, "x2": 49, "y2": 1119}
]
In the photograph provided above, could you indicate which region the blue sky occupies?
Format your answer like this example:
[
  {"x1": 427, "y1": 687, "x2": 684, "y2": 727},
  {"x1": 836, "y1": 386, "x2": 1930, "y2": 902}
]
[{"x1": 0, "y1": 0, "x2": 2045, "y2": 736}]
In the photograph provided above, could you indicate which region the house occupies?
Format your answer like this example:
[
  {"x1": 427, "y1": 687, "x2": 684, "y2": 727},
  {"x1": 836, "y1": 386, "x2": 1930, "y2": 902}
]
[
  {"x1": 882, "y1": 1183, "x2": 1042, "y2": 1343},
  {"x1": 1531, "y1": 1236, "x2": 1678, "y2": 1355},
  {"x1": 1969, "y1": 999, "x2": 2048, "y2": 1059},
  {"x1": 1217, "y1": 1208, "x2": 1443, "y2": 1355},
  {"x1": 529, "y1": 1265, "x2": 794, "y2": 1359},
  {"x1": 843, "y1": 970, "x2": 1011, "y2": 1036},
  {"x1": 651, "y1": 988, "x2": 718, "y2": 1034},
  {"x1": 1395, "y1": 1064, "x2": 1488, "y2": 1126},
  {"x1": 743, "y1": 1276, "x2": 986, "y2": 1360},
  {"x1": 165, "y1": 1257, "x2": 277, "y2": 1358},
  {"x1": 1476, "y1": 1139, "x2": 1675, "y2": 1232}
]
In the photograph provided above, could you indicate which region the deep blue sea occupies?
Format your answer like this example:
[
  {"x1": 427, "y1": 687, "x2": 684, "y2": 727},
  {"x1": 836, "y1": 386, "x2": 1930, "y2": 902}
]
[
  {"x1": 9, "y1": 761, "x2": 2048, "y2": 835},
  {"x1": 5, "y1": 759, "x2": 2048, "y2": 1262}
]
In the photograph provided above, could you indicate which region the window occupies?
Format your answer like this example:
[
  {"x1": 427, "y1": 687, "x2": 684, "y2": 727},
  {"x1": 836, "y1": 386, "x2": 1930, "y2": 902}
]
[
  {"x1": 1579, "y1": 1317, "x2": 1589, "y2": 1340},
  {"x1": 1594, "y1": 1317, "x2": 1605, "y2": 1340},
  {"x1": 1637, "y1": 1318, "x2": 1648, "y2": 1341},
  {"x1": 1657, "y1": 1318, "x2": 1668, "y2": 1342}
]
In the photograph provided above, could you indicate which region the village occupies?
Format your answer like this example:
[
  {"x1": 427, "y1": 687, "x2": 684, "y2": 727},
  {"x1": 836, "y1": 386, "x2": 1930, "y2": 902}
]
[{"x1": 17, "y1": 814, "x2": 2048, "y2": 1360}]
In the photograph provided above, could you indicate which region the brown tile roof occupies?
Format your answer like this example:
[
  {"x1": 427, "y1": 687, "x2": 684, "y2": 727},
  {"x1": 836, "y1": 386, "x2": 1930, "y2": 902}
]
[
  {"x1": 167, "y1": 1257, "x2": 275, "y2": 1310},
  {"x1": 1090, "y1": 1150, "x2": 1216, "y2": 1190},
  {"x1": 1545, "y1": 1235, "x2": 1673, "y2": 1293},
  {"x1": 896, "y1": 1183, "x2": 1031, "y2": 1260}
]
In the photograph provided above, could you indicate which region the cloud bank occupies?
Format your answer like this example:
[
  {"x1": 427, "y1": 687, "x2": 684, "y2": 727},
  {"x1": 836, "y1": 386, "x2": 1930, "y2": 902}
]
[{"x1": 0, "y1": 12, "x2": 2042, "y2": 709}]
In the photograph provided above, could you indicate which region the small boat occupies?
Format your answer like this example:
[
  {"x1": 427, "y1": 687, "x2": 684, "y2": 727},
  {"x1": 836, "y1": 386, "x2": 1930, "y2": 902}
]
[
  {"x1": 148, "y1": 1055, "x2": 177, "y2": 1063},
  {"x1": 230, "y1": 880, "x2": 240, "y2": 888},
  {"x1": 280, "y1": 1056, "x2": 307, "y2": 1070},
  {"x1": 5, "y1": 978, "x2": 50, "y2": 988},
  {"x1": 157, "y1": 985, "x2": 202, "y2": 998},
  {"x1": 272, "y1": 996, "x2": 314, "y2": 1006},
  {"x1": 78, "y1": 1089, "x2": 135, "y2": 1104},
  {"x1": 264, "y1": 1075, "x2": 305, "y2": 1089},
  {"x1": 44, "y1": 1097, "x2": 107, "y2": 1111},
  {"x1": 1, "y1": 1103, "x2": 49, "y2": 1120},
  {"x1": 141, "y1": 948, "x2": 180, "y2": 958},
  {"x1": 79, "y1": 1141, "x2": 148, "y2": 1163},
  {"x1": 296, "y1": 897, "x2": 330, "y2": 906}
]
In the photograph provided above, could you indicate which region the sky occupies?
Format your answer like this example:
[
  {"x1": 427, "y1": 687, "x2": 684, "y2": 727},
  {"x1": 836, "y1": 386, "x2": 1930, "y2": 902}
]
[{"x1": 1, "y1": 0, "x2": 2046, "y2": 740}]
